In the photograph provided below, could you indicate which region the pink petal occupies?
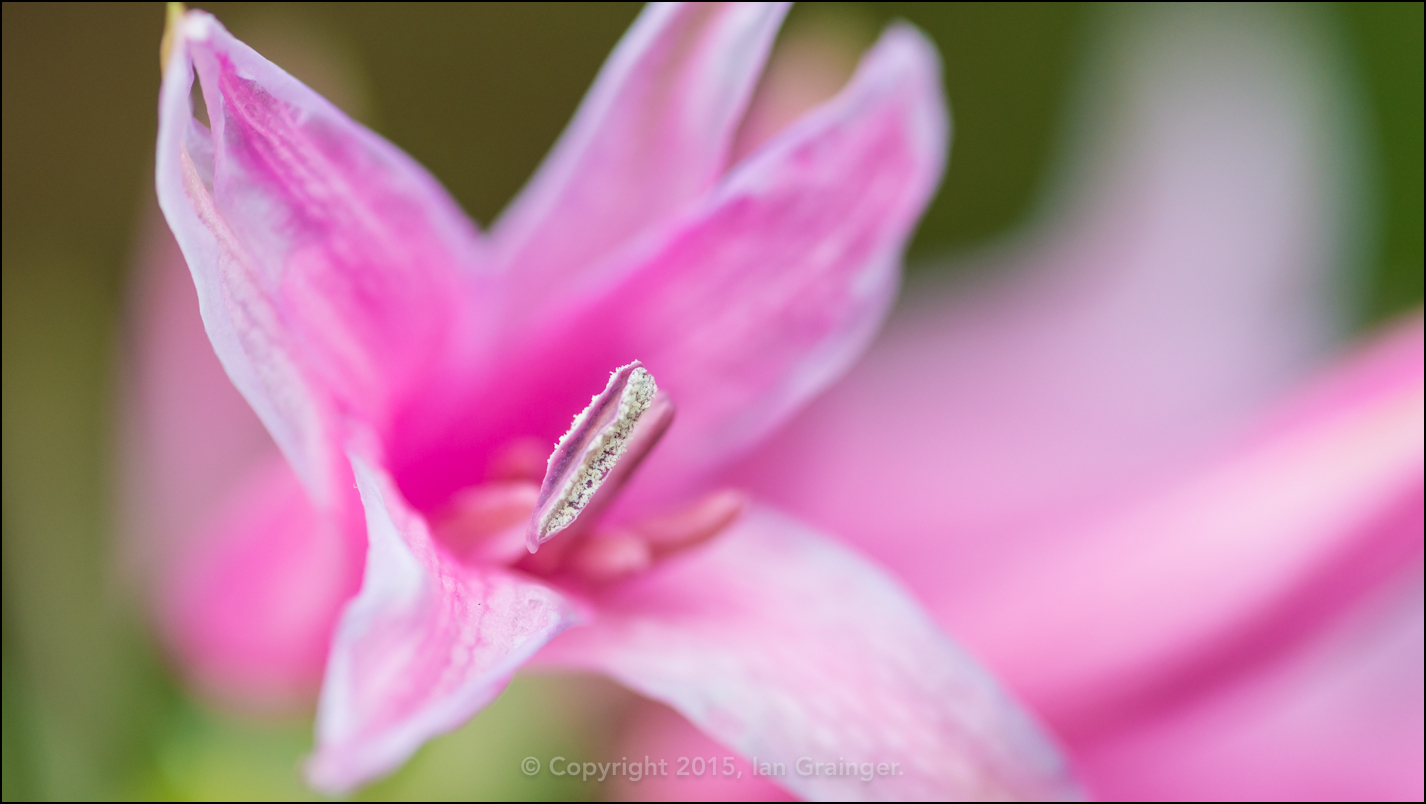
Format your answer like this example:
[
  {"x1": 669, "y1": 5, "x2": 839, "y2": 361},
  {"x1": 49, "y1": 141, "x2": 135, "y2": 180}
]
[
  {"x1": 539, "y1": 506, "x2": 1080, "y2": 801},
  {"x1": 1076, "y1": 565, "x2": 1424, "y2": 800},
  {"x1": 156, "y1": 11, "x2": 482, "y2": 504},
  {"x1": 120, "y1": 215, "x2": 274, "y2": 587},
  {"x1": 961, "y1": 317, "x2": 1423, "y2": 738},
  {"x1": 306, "y1": 455, "x2": 579, "y2": 793},
  {"x1": 161, "y1": 455, "x2": 362, "y2": 710},
  {"x1": 492, "y1": 2, "x2": 789, "y2": 306},
  {"x1": 731, "y1": 2, "x2": 1359, "y2": 652},
  {"x1": 607, "y1": 701, "x2": 794, "y2": 802},
  {"x1": 613, "y1": 25, "x2": 947, "y2": 502},
  {"x1": 399, "y1": 24, "x2": 947, "y2": 511}
]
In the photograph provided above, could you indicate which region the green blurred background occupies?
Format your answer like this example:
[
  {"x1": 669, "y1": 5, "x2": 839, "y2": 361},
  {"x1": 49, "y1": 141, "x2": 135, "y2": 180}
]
[{"x1": 2, "y1": 2, "x2": 1420, "y2": 800}]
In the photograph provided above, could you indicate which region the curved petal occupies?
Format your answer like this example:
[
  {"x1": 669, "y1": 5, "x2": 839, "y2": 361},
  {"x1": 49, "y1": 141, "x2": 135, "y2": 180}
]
[
  {"x1": 539, "y1": 506, "x2": 1080, "y2": 801},
  {"x1": 396, "y1": 24, "x2": 948, "y2": 511},
  {"x1": 962, "y1": 316, "x2": 1424, "y2": 737},
  {"x1": 156, "y1": 11, "x2": 481, "y2": 504},
  {"x1": 730, "y1": 1, "x2": 1362, "y2": 655},
  {"x1": 306, "y1": 456, "x2": 579, "y2": 793},
  {"x1": 492, "y1": 2, "x2": 788, "y2": 302},
  {"x1": 1077, "y1": 565, "x2": 1424, "y2": 800},
  {"x1": 161, "y1": 456, "x2": 362, "y2": 710}
]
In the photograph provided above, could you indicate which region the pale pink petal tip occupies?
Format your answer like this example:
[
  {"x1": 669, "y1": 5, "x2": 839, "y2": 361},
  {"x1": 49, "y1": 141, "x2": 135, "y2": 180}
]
[
  {"x1": 493, "y1": 2, "x2": 791, "y2": 297},
  {"x1": 544, "y1": 507, "x2": 1083, "y2": 800},
  {"x1": 156, "y1": 8, "x2": 480, "y2": 505},
  {"x1": 306, "y1": 457, "x2": 578, "y2": 793}
]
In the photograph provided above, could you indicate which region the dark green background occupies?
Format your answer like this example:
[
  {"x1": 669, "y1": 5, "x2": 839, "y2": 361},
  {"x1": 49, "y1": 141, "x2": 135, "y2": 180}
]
[{"x1": 3, "y1": 2, "x2": 1421, "y2": 799}]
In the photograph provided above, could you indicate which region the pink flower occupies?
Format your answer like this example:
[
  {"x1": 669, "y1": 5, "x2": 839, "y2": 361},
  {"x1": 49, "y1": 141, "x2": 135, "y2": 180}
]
[
  {"x1": 722, "y1": 5, "x2": 1424, "y2": 800},
  {"x1": 147, "y1": 2, "x2": 1079, "y2": 798}
]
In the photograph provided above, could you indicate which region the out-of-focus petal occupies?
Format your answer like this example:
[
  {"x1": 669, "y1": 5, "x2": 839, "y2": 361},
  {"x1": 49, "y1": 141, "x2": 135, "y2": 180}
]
[
  {"x1": 398, "y1": 25, "x2": 947, "y2": 511},
  {"x1": 492, "y1": 2, "x2": 788, "y2": 305},
  {"x1": 306, "y1": 456, "x2": 579, "y2": 793},
  {"x1": 162, "y1": 456, "x2": 362, "y2": 710},
  {"x1": 539, "y1": 506, "x2": 1079, "y2": 801},
  {"x1": 607, "y1": 702, "x2": 794, "y2": 802},
  {"x1": 1077, "y1": 565, "x2": 1424, "y2": 800},
  {"x1": 121, "y1": 218, "x2": 274, "y2": 584},
  {"x1": 732, "y1": 1, "x2": 1360, "y2": 643},
  {"x1": 156, "y1": 11, "x2": 481, "y2": 504},
  {"x1": 962, "y1": 316, "x2": 1423, "y2": 737}
]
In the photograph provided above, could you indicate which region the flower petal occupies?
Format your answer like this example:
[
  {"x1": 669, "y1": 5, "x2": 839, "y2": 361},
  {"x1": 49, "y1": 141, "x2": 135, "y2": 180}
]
[
  {"x1": 1077, "y1": 565, "x2": 1424, "y2": 800},
  {"x1": 161, "y1": 456, "x2": 361, "y2": 709},
  {"x1": 492, "y1": 2, "x2": 789, "y2": 301},
  {"x1": 399, "y1": 24, "x2": 948, "y2": 512},
  {"x1": 121, "y1": 218, "x2": 274, "y2": 588},
  {"x1": 608, "y1": 701, "x2": 795, "y2": 801},
  {"x1": 962, "y1": 315, "x2": 1424, "y2": 737},
  {"x1": 306, "y1": 455, "x2": 579, "y2": 793},
  {"x1": 539, "y1": 506, "x2": 1080, "y2": 801},
  {"x1": 156, "y1": 11, "x2": 481, "y2": 504},
  {"x1": 731, "y1": 1, "x2": 1361, "y2": 656},
  {"x1": 615, "y1": 25, "x2": 947, "y2": 500}
]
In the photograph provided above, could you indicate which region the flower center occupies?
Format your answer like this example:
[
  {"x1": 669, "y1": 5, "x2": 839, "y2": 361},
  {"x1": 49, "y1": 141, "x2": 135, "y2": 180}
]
[{"x1": 430, "y1": 361, "x2": 743, "y2": 584}]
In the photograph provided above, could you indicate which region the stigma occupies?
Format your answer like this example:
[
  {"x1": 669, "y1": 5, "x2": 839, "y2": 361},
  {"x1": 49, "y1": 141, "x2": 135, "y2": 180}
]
[
  {"x1": 528, "y1": 361, "x2": 673, "y2": 552},
  {"x1": 430, "y1": 361, "x2": 745, "y2": 586}
]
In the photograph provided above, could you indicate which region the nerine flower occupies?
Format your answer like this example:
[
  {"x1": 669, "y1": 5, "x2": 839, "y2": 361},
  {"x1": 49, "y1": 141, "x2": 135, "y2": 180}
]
[{"x1": 149, "y1": 2, "x2": 1078, "y2": 798}]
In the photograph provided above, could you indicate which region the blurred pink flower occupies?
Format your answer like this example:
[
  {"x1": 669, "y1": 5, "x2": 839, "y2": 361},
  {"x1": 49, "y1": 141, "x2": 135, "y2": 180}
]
[
  {"x1": 714, "y1": 5, "x2": 1422, "y2": 801},
  {"x1": 145, "y1": 2, "x2": 1080, "y2": 798}
]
